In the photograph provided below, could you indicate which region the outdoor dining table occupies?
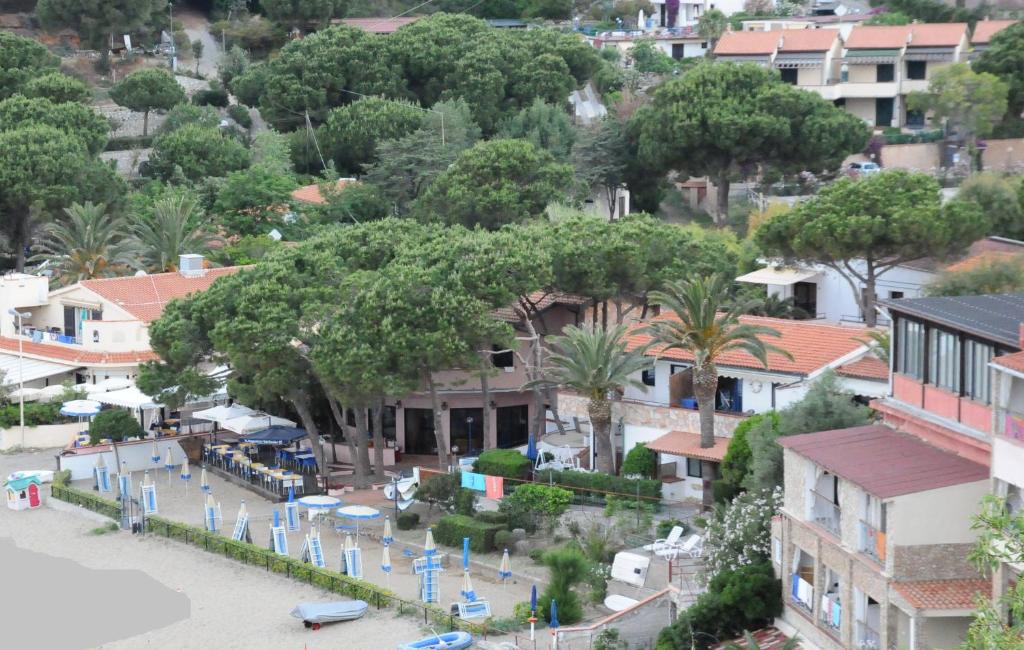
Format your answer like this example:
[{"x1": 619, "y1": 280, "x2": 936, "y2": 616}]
[{"x1": 293, "y1": 452, "x2": 317, "y2": 474}]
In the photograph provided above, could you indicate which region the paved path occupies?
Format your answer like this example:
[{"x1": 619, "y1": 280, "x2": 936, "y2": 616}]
[{"x1": 178, "y1": 8, "x2": 221, "y2": 78}]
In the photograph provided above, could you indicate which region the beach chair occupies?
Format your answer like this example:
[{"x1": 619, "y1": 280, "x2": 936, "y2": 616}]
[
  {"x1": 657, "y1": 534, "x2": 701, "y2": 559},
  {"x1": 643, "y1": 525, "x2": 684, "y2": 554}
]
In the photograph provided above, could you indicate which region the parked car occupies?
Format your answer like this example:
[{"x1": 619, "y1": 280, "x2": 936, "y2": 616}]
[{"x1": 848, "y1": 161, "x2": 881, "y2": 177}]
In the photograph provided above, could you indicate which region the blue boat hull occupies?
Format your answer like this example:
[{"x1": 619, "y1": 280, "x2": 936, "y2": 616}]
[{"x1": 397, "y1": 631, "x2": 473, "y2": 649}]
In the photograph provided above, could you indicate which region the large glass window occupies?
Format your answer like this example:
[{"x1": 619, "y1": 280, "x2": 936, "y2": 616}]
[
  {"x1": 964, "y1": 340, "x2": 994, "y2": 403},
  {"x1": 928, "y1": 328, "x2": 961, "y2": 392},
  {"x1": 896, "y1": 318, "x2": 924, "y2": 379}
]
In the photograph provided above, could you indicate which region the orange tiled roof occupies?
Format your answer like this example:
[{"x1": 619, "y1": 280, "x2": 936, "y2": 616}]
[
  {"x1": 0, "y1": 336, "x2": 158, "y2": 365},
  {"x1": 836, "y1": 355, "x2": 888, "y2": 381},
  {"x1": 894, "y1": 579, "x2": 990, "y2": 611},
  {"x1": 626, "y1": 314, "x2": 872, "y2": 376},
  {"x1": 80, "y1": 267, "x2": 243, "y2": 323},
  {"x1": 971, "y1": 19, "x2": 1016, "y2": 45},
  {"x1": 993, "y1": 351, "x2": 1024, "y2": 374},
  {"x1": 494, "y1": 291, "x2": 589, "y2": 322},
  {"x1": 714, "y1": 30, "x2": 781, "y2": 56},
  {"x1": 290, "y1": 179, "x2": 355, "y2": 206},
  {"x1": 909, "y1": 22, "x2": 968, "y2": 48},
  {"x1": 945, "y1": 250, "x2": 1024, "y2": 274},
  {"x1": 645, "y1": 430, "x2": 729, "y2": 462},
  {"x1": 845, "y1": 25, "x2": 911, "y2": 49},
  {"x1": 779, "y1": 29, "x2": 839, "y2": 52}
]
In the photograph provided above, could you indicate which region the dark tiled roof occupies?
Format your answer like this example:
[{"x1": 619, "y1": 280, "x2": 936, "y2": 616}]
[
  {"x1": 882, "y1": 294, "x2": 1024, "y2": 348},
  {"x1": 778, "y1": 425, "x2": 989, "y2": 498},
  {"x1": 493, "y1": 291, "x2": 589, "y2": 323}
]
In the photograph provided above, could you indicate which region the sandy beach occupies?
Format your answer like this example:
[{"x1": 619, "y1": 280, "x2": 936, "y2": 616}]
[{"x1": 0, "y1": 449, "x2": 507, "y2": 649}]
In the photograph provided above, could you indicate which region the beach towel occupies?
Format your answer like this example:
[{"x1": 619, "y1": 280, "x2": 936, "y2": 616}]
[
  {"x1": 832, "y1": 601, "x2": 841, "y2": 627},
  {"x1": 484, "y1": 475, "x2": 503, "y2": 499},
  {"x1": 461, "y1": 472, "x2": 473, "y2": 489},
  {"x1": 791, "y1": 574, "x2": 799, "y2": 599},
  {"x1": 461, "y1": 471, "x2": 486, "y2": 492}
]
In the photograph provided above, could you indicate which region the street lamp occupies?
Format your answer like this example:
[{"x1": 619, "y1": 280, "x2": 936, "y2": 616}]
[
  {"x1": 466, "y1": 416, "x2": 474, "y2": 457},
  {"x1": 8, "y1": 309, "x2": 30, "y2": 448}
]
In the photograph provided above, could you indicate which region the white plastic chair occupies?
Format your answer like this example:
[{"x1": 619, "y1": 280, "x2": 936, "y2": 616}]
[
  {"x1": 643, "y1": 525, "x2": 684, "y2": 554},
  {"x1": 656, "y1": 533, "x2": 701, "y2": 559}
]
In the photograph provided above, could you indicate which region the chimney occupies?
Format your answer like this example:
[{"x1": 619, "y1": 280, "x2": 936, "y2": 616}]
[{"x1": 179, "y1": 254, "x2": 205, "y2": 277}]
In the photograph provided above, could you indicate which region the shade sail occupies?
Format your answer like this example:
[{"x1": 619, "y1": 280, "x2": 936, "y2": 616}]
[
  {"x1": 223, "y1": 414, "x2": 297, "y2": 435},
  {"x1": 239, "y1": 425, "x2": 307, "y2": 445},
  {"x1": 93, "y1": 386, "x2": 162, "y2": 410},
  {"x1": 191, "y1": 403, "x2": 255, "y2": 422},
  {"x1": 736, "y1": 266, "x2": 820, "y2": 286}
]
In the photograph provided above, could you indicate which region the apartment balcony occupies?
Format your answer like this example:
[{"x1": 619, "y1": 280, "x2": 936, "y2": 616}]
[
  {"x1": 811, "y1": 490, "x2": 841, "y2": 537},
  {"x1": 889, "y1": 373, "x2": 992, "y2": 437},
  {"x1": 819, "y1": 593, "x2": 842, "y2": 634},
  {"x1": 900, "y1": 78, "x2": 930, "y2": 93},
  {"x1": 835, "y1": 81, "x2": 899, "y2": 98},
  {"x1": 19, "y1": 327, "x2": 81, "y2": 346},
  {"x1": 803, "y1": 84, "x2": 841, "y2": 101},
  {"x1": 855, "y1": 620, "x2": 881, "y2": 650},
  {"x1": 789, "y1": 574, "x2": 815, "y2": 613},
  {"x1": 859, "y1": 520, "x2": 887, "y2": 565}
]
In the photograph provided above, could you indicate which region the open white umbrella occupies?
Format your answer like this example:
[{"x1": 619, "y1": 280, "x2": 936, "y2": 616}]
[
  {"x1": 37, "y1": 384, "x2": 71, "y2": 402},
  {"x1": 9, "y1": 387, "x2": 40, "y2": 402},
  {"x1": 60, "y1": 399, "x2": 102, "y2": 417},
  {"x1": 85, "y1": 377, "x2": 133, "y2": 394},
  {"x1": 335, "y1": 504, "x2": 380, "y2": 540}
]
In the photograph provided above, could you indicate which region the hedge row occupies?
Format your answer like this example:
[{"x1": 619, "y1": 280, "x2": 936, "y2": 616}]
[
  {"x1": 104, "y1": 134, "x2": 155, "y2": 151},
  {"x1": 474, "y1": 449, "x2": 531, "y2": 479},
  {"x1": 534, "y1": 469, "x2": 661, "y2": 501},
  {"x1": 434, "y1": 514, "x2": 506, "y2": 553},
  {"x1": 474, "y1": 510, "x2": 508, "y2": 526}
]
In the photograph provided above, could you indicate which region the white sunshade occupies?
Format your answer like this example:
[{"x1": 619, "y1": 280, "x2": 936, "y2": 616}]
[
  {"x1": 736, "y1": 266, "x2": 820, "y2": 286},
  {"x1": 0, "y1": 354, "x2": 79, "y2": 385},
  {"x1": 9, "y1": 387, "x2": 41, "y2": 401},
  {"x1": 93, "y1": 386, "x2": 163, "y2": 410},
  {"x1": 37, "y1": 383, "x2": 77, "y2": 402},
  {"x1": 85, "y1": 377, "x2": 135, "y2": 394},
  {"x1": 221, "y1": 413, "x2": 297, "y2": 435},
  {"x1": 191, "y1": 403, "x2": 256, "y2": 423}
]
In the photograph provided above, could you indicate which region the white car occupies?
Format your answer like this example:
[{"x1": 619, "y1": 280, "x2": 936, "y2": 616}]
[{"x1": 848, "y1": 161, "x2": 882, "y2": 177}]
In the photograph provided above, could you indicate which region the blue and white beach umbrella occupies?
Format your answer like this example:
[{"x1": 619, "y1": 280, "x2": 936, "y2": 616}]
[
  {"x1": 381, "y1": 543, "x2": 392, "y2": 575},
  {"x1": 151, "y1": 440, "x2": 160, "y2": 464},
  {"x1": 59, "y1": 399, "x2": 101, "y2": 417},
  {"x1": 180, "y1": 458, "x2": 191, "y2": 496},
  {"x1": 461, "y1": 537, "x2": 475, "y2": 600},
  {"x1": 499, "y1": 548, "x2": 512, "y2": 584},
  {"x1": 382, "y1": 516, "x2": 393, "y2": 545},
  {"x1": 424, "y1": 528, "x2": 436, "y2": 556},
  {"x1": 550, "y1": 598, "x2": 559, "y2": 629},
  {"x1": 94, "y1": 454, "x2": 111, "y2": 493},
  {"x1": 163, "y1": 447, "x2": 173, "y2": 484},
  {"x1": 199, "y1": 467, "x2": 209, "y2": 494},
  {"x1": 284, "y1": 488, "x2": 300, "y2": 532},
  {"x1": 118, "y1": 462, "x2": 131, "y2": 499},
  {"x1": 205, "y1": 494, "x2": 220, "y2": 532},
  {"x1": 526, "y1": 433, "x2": 538, "y2": 462},
  {"x1": 335, "y1": 504, "x2": 381, "y2": 540}
]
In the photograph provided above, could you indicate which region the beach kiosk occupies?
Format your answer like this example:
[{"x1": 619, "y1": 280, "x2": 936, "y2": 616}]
[{"x1": 6, "y1": 473, "x2": 43, "y2": 511}]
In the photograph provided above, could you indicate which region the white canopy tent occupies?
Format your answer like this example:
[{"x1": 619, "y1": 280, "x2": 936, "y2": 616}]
[
  {"x1": 735, "y1": 266, "x2": 821, "y2": 286},
  {"x1": 92, "y1": 387, "x2": 163, "y2": 410},
  {"x1": 192, "y1": 403, "x2": 256, "y2": 423},
  {"x1": 222, "y1": 413, "x2": 297, "y2": 435},
  {"x1": 85, "y1": 377, "x2": 135, "y2": 394}
]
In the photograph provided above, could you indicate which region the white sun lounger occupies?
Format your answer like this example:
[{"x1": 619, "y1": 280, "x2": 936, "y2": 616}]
[
  {"x1": 642, "y1": 526, "x2": 684, "y2": 554},
  {"x1": 604, "y1": 594, "x2": 640, "y2": 612},
  {"x1": 657, "y1": 534, "x2": 702, "y2": 559}
]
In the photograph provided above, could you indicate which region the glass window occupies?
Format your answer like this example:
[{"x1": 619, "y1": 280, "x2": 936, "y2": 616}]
[
  {"x1": 928, "y1": 328, "x2": 961, "y2": 392},
  {"x1": 906, "y1": 60, "x2": 926, "y2": 80},
  {"x1": 641, "y1": 369, "x2": 656, "y2": 387},
  {"x1": 686, "y1": 457, "x2": 702, "y2": 478},
  {"x1": 779, "y1": 68, "x2": 798, "y2": 85},
  {"x1": 491, "y1": 345, "x2": 514, "y2": 369},
  {"x1": 877, "y1": 64, "x2": 895, "y2": 82},
  {"x1": 964, "y1": 340, "x2": 993, "y2": 403},
  {"x1": 897, "y1": 318, "x2": 924, "y2": 379}
]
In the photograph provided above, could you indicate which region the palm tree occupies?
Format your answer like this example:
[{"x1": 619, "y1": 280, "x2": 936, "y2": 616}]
[
  {"x1": 30, "y1": 202, "x2": 139, "y2": 285},
  {"x1": 528, "y1": 324, "x2": 652, "y2": 475},
  {"x1": 697, "y1": 9, "x2": 729, "y2": 55},
  {"x1": 857, "y1": 330, "x2": 890, "y2": 364},
  {"x1": 646, "y1": 275, "x2": 790, "y2": 509},
  {"x1": 745, "y1": 294, "x2": 809, "y2": 320},
  {"x1": 132, "y1": 194, "x2": 221, "y2": 272}
]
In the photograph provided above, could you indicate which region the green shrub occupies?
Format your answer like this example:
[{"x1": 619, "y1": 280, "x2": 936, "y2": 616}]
[
  {"x1": 535, "y1": 469, "x2": 661, "y2": 502},
  {"x1": 455, "y1": 486, "x2": 476, "y2": 516},
  {"x1": 474, "y1": 448, "x2": 531, "y2": 478},
  {"x1": 656, "y1": 518, "x2": 689, "y2": 539},
  {"x1": 499, "y1": 483, "x2": 572, "y2": 533},
  {"x1": 53, "y1": 470, "x2": 71, "y2": 486},
  {"x1": 89, "y1": 409, "x2": 144, "y2": 445},
  {"x1": 719, "y1": 412, "x2": 777, "y2": 501},
  {"x1": 104, "y1": 134, "x2": 156, "y2": 151},
  {"x1": 396, "y1": 511, "x2": 419, "y2": 530},
  {"x1": 433, "y1": 514, "x2": 505, "y2": 553},
  {"x1": 494, "y1": 529, "x2": 514, "y2": 550},
  {"x1": 538, "y1": 547, "x2": 588, "y2": 625},
  {"x1": 415, "y1": 472, "x2": 473, "y2": 514},
  {"x1": 622, "y1": 443, "x2": 657, "y2": 478},
  {"x1": 512, "y1": 600, "x2": 535, "y2": 624},
  {"x1": 529, "y1": 548, "x2": 545, "y2": 563},
  {"x1": 0, "y1": 402, "x2": 69, "y2": 429},
  {"x1": 227, "y1": 104, "x2": 252, "y2": 128},
  {"x1": 192, "y1": 87, "x2": 229, "y2": 107},
  {"x1": 475, "y1": 510, "x2": 509, "y2": 526}
]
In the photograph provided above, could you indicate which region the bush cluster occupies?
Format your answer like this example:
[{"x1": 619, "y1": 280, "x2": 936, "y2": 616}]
[
  {"x1": 535, "y1": 469, "x2": 661, "y2": 501},
  {"x1": 89, "y1": 408, "x2": 144, "y2": 445},
  {"x1": 396, "y1": 511, "x2": 420, "y2": 530},
  {"x1": 621, "y1": 443, "x2": 657, "y2": 478},
  {"x1": 0, "y1": 402, "x2": 67, "y2": 429},
  {"x1": 433, "y1": 514, "x2": 506, "y2": 553},
  {"x1": 474, "y1": 448, "x2": 532, "y2": 478}
]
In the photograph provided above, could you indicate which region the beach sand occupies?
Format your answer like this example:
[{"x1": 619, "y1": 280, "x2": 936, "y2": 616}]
[{"x1": 0, "y1": 449, "x2": 507, "y2": 649}]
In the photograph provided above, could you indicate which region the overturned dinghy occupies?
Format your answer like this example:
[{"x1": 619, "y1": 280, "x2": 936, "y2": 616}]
[
  {"x1": 397, "y1": 630, "x2": 474, "y2": 649},
  {"x1": 291, "y1": 600, "x2": 368, "y2": 630}
]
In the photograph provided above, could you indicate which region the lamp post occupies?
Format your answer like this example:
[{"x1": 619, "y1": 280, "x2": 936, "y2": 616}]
[
  {"x1": 466, "y1": 416, "x2": 474, "y2": 457},
  {"x1": 8, "y1": 309, "x2": 29, "y2": 448}
]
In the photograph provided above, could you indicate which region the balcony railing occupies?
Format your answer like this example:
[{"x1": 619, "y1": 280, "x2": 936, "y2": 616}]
[
  {"x1": 819, "y1": 593, "x2": 842, "y2": 632},
  {"x1": 855, "y1": 620, "x2": 881, "y2": 650},
  {"x1": 860, "y1": 520, "x2": 887, "y2": 564},
  {"x1": 811, "y1": 490, "x2": 841, "y2": 536},
  {"x1": 20, "y1": 327, "x2": 81, "y2": 345}
]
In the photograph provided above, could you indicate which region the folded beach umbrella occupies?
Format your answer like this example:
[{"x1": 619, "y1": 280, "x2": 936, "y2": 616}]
[
  {"x1": 382, "y1": 516, "x2": 393, "y2": 545},
  {"x1": 550, "y1": 598, "x2": 559, "y2": 629},
  {"x1": 151, "y1": 440, "x2": 160, "y2": 464},
  {"x1": 199, "y1": 467, "x2": 210, "y2": 494},
  {"x1": 424, "y1": 528, "x2": 436, "y2": 556},
  {"x1": 499, "y1": 548, "x2": 512, "y2": 584},
  {"x1": 382, "y1": 543, "x2": 392, "y2": 588},
  {"x1": 118, "y1": 462, "x2": 132, "y2": 499},
  {"x1": 461, "y1": 570, "x2": 476, "y2": 602},
  {"x1": 164, "y1": 447, "x2": 174, "y2": 484},
  {"x1": 205, "y1": 494, "x2": 220, "y2": 532},
  {"x1": 180, "y1": 458, "x2": 191, "y2": 496}
]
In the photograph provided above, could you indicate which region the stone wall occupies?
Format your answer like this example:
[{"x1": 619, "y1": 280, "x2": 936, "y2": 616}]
[
  {"x1": 0, "y1": 422, "x2": 80, "y2": 451},
  {"x1": 558, "y1": 392, "x2": 743, "y2": 438},
  {"x1": 554, "y1": 589, "x2": 675, "y2": 650}
]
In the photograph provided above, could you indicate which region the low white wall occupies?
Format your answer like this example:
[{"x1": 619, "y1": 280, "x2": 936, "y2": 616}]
[
  {"x1": 554, "y1": 589, "x2": 675, "y2": 649},
  {"x1": 0, "y1": 422, "x2": 81, "y2": 451},
  {"x1": 58, "y1": 440, "x2": 187, "y2": 481}
]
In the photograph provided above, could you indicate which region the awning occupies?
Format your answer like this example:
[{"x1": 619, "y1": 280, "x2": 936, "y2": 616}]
[
  {"x1": 736, "y1": 266, "x2": 820, "y2": 286},
  {"x1": 93, "y1": 386, "x2": 163, "y2": 410},
  {"x1": 240, "y1": 425, "x2": 307, "y2": 445},
  {"x1": 222, "y1": 413, "x2": 297, "y2": 435},
  {"x1": 192, "y1": 403, "x2": 255, "y2": 422},
  {"x1": 645, "y1": 431, "x2": 730, "y2": 462},
  {"x1": 0, "y1": 353, "x2": 79, "y2": 385}
]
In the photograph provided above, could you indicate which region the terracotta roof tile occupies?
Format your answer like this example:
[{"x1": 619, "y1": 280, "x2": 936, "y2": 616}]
[
  {"x1": 909, "y1": 22, "x2": 967, "y2": 48},
  {"x1": 645, "y1": 431, "x2": 729, "y2": 462},
  {"x1": 836, "y1": 356, "x2": 888, "y2": 381},
  {"x1": 779, "y1": 425, "x2": 989, "y2": 497},
  {"x1": 967, "y1": 236, "x2": 1024, "y2": 256},
  {"x1": 894, "y1": 579, "x2": 990, "y2": 611},
  {"x1": 844, "y1": 25, "x2": 911, "y2": 49},
  {"x1": 290, "y1": 179, "x2": 356, "y2": 205},
  {"x1": 779, "y1": 29, "x2": 839, "y2": 52},
  {"x1": 971, "y1": 19, "x2": 1016, "y2": 45},
  {"x1": 333, "y1": 17, "x2": 421, "y2": 33},
  {"x1": 80, "y1": 267, "x2": 243, "y2": 323},
  {"x1": 493, "y1": 291, "x2": 589, "y2": 322},
  {"x1": 946, "y1": 250, "x2": 1024, "y2": 274},
  {"x1": 0, "y1": 336, "x2": 158, "y2": 365},
  {"x1": 714, "y1": 30, "x2": 781, "y2": 55},
  {"x1": 993, "y1": 351, "x2": 1024, "y2": 374},
  {"x1": 626, "y1": 314, "x2": 872, "y2": 376}
]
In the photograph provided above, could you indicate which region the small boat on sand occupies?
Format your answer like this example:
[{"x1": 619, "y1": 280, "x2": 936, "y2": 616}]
[
  {"x1": 397, "y1": 630, "x2": 474, "y2": 649},
  {"x1": 290, "y1": 600, "x2": 368, "y2": 630}
]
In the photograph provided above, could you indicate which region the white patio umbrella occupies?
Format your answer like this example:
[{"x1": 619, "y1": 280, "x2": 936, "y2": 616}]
[
  {"x1": 9, "y1": 387, "x2": 40, "y2": 402},
  {"x1": 221, "y1": 413, "x2": 296, "y2": 435},
  {"x1": 335, "y1": 504, "x2": 380, "y2": 540},
  {"x1": 638, "y1": 8, "x2": 645, "y2": 31},
  {"x1": 382, "y1": 516, "x2": 393, "y2": 545},
  {"x1": 191, "y1": 403, "x2": 256, "y2": 422},
  {"x1": 37, "y1": 384, "x2": 71, "y2": 402},
  {"x1": 59, "y1": 399, "x2": 102, "y2": 417}
]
